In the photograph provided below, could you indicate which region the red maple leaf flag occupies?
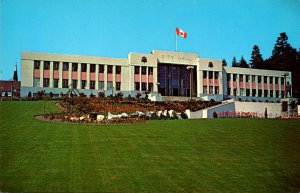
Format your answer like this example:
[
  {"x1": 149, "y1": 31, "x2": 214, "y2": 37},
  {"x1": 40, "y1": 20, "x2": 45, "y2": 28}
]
[{"x1": 176, "y1": 27, "x2": 187, "y2": 38}]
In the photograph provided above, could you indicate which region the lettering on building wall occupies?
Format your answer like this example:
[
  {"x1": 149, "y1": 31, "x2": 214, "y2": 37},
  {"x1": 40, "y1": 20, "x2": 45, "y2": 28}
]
[{"x1": 161, "y1": 54, "x2": 192, "y2": 63}]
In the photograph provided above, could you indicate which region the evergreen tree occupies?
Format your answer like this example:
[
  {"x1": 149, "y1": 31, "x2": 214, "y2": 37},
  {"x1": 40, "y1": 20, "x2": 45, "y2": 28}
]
[
  {"x1": 265, "y1": 32, "x2": 300, "y2": 101},
  {"x1": 232, "y1": 56, "x2": 238, "y2": 67},
  {"x1": 250, "y1": 45, "x2": 264, "y2": 69},
  {"x1": 239, "y1": 56, "x2": 249, "y2": 68},
  {"x1": 222, "y1": 59, "x2": 227, "y2": 66}
]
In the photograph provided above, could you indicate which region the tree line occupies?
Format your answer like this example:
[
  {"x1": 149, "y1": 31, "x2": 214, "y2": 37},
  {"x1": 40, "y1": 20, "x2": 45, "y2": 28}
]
[{"x1": 222, "y1": 32, "x2": 300, "y2": 101}]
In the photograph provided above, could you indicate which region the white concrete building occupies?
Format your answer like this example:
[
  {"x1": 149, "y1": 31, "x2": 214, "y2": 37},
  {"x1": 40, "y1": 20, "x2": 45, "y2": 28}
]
[{"x1": 21, "y1": 50, "x2": 293, "y2": 102}]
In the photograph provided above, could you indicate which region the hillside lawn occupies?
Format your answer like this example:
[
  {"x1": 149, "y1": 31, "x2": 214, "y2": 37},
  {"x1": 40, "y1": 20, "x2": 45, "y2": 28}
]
[{"x1": 0, "y1": 101, "x2": 300, "y2": 192}]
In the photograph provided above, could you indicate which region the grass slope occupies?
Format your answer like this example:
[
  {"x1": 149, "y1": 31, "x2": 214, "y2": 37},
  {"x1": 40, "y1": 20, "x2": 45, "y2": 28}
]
[{"x1": 1, "y1": 101, "x2": 300, "y2": 192}]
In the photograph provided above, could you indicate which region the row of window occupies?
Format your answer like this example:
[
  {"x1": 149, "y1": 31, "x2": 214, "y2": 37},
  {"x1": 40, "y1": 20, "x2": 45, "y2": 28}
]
[
  {"x1": 34, "y1": 78, "x2": 121, "y2": 90},
  {"x1": 203, "y1": 71, "x2": 219, "y2": 79},
  {"x1": 226, "y1": 73, "x2": 285, "y2": 84},
  {"x1": 203, "y1": 86, "x2": 220, "y2": 95},
  {"x1": 227, "y1": 88, "x2": 284, "y2": 98},
  {"x1": 34, "y1": 60, "x2": 121, "y2": 74},
  {"x1": 135, "y1": 82, "x2": 153, "y2": 92},
  {"x1": 134, "y1": 66, "x2": 153, "y2": 75}
]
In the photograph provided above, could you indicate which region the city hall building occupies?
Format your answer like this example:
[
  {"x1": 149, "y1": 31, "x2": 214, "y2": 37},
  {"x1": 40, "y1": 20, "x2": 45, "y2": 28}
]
[{"x1": 21, "y1": 50, "x2": 292, "y2": 101}]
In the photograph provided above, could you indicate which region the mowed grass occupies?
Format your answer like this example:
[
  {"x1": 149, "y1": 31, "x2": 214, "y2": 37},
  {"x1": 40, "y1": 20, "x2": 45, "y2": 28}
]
[{"x1": 1, "y1": 101, "x2": 300, "y2": 193}]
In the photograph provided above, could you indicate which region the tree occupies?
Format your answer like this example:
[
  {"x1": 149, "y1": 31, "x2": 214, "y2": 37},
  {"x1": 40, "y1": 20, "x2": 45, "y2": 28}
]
[
  {"x1": 232, "y1": 56, "x2": 238, "y2": 67},
  {"x1": 239, "y1": 56, "x2": 249, "y2": 68},
  {"x1": 250, "y1": 45, "x2": 264, "y2": 69},
  {"x1": 222, "y1": 59, "x2": 227, "y2": 66},
  {"x1": 264, "y1": 32, "x2": 300, "y2": 101}
]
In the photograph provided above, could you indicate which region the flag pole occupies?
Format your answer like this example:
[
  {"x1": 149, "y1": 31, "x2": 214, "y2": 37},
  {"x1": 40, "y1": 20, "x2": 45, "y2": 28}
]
[{"x1": 175, "y1": 33, "x2": 178, "y2": 52}]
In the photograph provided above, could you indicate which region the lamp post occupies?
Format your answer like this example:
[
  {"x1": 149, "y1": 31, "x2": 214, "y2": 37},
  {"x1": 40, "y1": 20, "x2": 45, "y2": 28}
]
[
  {"x1": 186, "y1": 66, "x2": 194, "y2": 99},
  {"x1": 281, "y1": 73, "x2": 289, "y2": 98}
]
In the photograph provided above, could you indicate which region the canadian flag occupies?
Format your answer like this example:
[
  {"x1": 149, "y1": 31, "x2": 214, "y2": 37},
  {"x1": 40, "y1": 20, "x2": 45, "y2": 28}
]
[{"x1": 176, "y1": 27, "x2": 187, "y2": 38}]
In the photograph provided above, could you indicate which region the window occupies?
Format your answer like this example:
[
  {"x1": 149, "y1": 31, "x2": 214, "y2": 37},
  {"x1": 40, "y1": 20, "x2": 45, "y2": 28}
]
[
  {"x1": 148, "y1": 67, "x2": 153, "y2": 75},
  {"x1": 44, "y1": 61, "x2": 50, "y2": 70},
  {"x1": 142, "y1": 67, "x2": 147, "y2": 75},
  {"x1": 107, "y1": 81, "x2": 113, "y2": 90},
  {"x1": 270, "y1": 91, "x2": 273, "y2": 97},
  {"x1": 33, "y1": 78, "x2": 40, "y2": 87},
  {"x1": 214, "y1": 72, "x2": 219, "y2": 79},
  {"x1": 264, "y1": 90, "x2": 268, "y2": 97},
  {"x1": 116, "y1": 82, "x2": 121, "y2": 90},
  {"x1": 203, "y1": 86, "x2": 207, "y2": 94},
  {"x1": 148, "y1": 83, "x2": 153, "y2": 92},
  {"x1": 81, "y1": 80, "x2": 86, "y2": 89},
  {"x1": 90, "y1": 64, "x2": 96, "y2": 73},
  {"x1": 239, "y1": 75, "x2": 243, "y2": 82},
  {"x1": 246, "y1": 75, "x2": 250, "y2": 82},
  {"x1": 98, "y1": 81, "x2": 104, "y2": 90},
  {"x1": 72, "y1": 80, "x2": 77, "y2": 88},
  {"x1": 281, "y1": 91, "x2": 285, "y2": 98},
  {"x1": 54, "y1": 79, "x2": 59, "y2": 88},
  {"x1": 142, "y1": 82, "x2": 147, "y2": 91},
  {"x1": 90, "y1": 81, "x2": 95, "y2": 89},
  {"x1": 258, "y1": 89, "x2": 262, "y2": 97},
  {"x1": 246, "y1": 89, "x2": 250, "y2": 96},
  {"x1": 227, "y1": 88, "x2": 231, "y2": 95},
  {"x1": 34, "y1": 60, "x2": 40, "y2": 69},
  {"x1": 270, "y1": 77, "x2": 273, "y2": 84},
  {"x1": 281, "y1": 78, "x2": 284, "y2": 84},
  {"x1": 63, "y1": 62, "x2": 69, "y2": 71},
  {"x1": 81, "y1": 63, "x2": 87, "y2": 72},
  {"x1": 252, "y1": 89, "x2": 256, "y2": 97},
  {"x1": 134, "y1": 66, "x2": 140, "y2": 74},
  {"x1": 215, "y1": 86, "x2": 219, "y2": 94},
  {"x1": 275, "y1": 77, "x2": 279, "y2": 84},
  {"x1": 99, "y1": 65, "x2": 104, "y2": 73},
  {"x1": 135, "y1": 82, "x2": 140, "y2": 91},
  {"x1": 116, "y1": 66, "x2": 121, "y2": 74},
  {"x1": 258, "y1": 76, "x2": 262, "y2": 83},
  {"x1": 72, "y1": 63, "x2": 78, "y2": 71},
  {"x1": 226, "y1": 73, "x2": 230, "y2": 81},
  {"x1": 276, "y1": 90, "x2": 279, "y2": 98},
  {"x1": 233, "y1": 74, "x2": 237, "y2": 81},
  {"x1": 264, "y1": 76, "x2": 268, "y2": 83},
  {"x1": 107, "y1": 65, "x2": 113, "y2": 74},
  {"x1": 252, "y1": 75, "x2": 256, "y2": 82},
  {"x1": 203, "y1": 71, "x2": 207, "y2": 79},
  {"x1": 209, "y1": 71, "x2": 213, "y2": 79},
  {"x1": 62, "y1": 79, "x2": 69, "y2": 88},
  {"x1": 43, "y1": 78, "x2": 49, "y2": 87},
  {"x1": 53, "y1": 62, "x2": 59, "y2": 70},
  {"x1": 209, "y1": 86, "x2": 213, "y2": 94},
  {"x1": 240, "y1": 88, "x2": 245, "y2": 96}
]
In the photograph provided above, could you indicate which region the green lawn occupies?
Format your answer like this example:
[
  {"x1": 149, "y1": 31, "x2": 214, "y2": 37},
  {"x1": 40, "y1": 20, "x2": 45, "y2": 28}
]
[{"x1": 1, "y1": 101, "x2": 300, "y2": 193}]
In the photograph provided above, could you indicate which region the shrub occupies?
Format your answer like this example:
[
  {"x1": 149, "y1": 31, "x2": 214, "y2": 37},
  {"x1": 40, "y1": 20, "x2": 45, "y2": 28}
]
[
  {"x1": 115, "y1": 92, "x2": 123, "y2": 99},
  {"x1": 181, "y1": 112, "x2": 188, "y2": 119},
  {"x1": 98, "y1": 91, "x2": 105, "y2": 98},
  {"x1": 213, "y1": 111, "x2": 218, "y2": 118},
  {"x1": 136, "y1": 92, "x2": 141, "y2": 99}
]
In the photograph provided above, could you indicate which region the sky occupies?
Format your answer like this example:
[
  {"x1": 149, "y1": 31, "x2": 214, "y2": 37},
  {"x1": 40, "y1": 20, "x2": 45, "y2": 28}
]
[{"x1": 1, "y1": 0, "x2": 300, "y2": 80}]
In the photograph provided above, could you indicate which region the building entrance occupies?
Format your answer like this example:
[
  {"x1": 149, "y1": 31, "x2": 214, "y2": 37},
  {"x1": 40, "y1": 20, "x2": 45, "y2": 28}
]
[{"x1": 158, "y1": 63, "x2": 197, "y2": 97}]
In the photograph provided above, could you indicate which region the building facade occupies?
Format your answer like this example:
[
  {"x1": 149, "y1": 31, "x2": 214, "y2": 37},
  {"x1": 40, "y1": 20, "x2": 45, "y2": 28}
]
[{"x1": 21, "y1": 50, "x2": 292, "y2": 101}]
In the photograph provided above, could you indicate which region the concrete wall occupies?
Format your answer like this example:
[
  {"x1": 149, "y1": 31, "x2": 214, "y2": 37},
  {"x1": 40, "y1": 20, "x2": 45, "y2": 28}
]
[
  {"x1": 234, "y1": 101, "x2": 282, "y2": 118},
  {"x1": 205, "y1": 102, "x2": 235, "y2": 118},
  {"x1": 186, "y1": 100, "x2": 283, "y2": 119},
  {"x1": 185, "y1": 109, "x2": 203, "y2": 119}
]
